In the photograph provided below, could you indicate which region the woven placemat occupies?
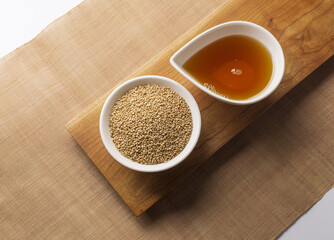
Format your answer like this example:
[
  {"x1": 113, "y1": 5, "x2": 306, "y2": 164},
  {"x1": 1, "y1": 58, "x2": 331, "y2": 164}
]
[{"x1": 1, "y1": 0, "x2": 333, "y2": 239}]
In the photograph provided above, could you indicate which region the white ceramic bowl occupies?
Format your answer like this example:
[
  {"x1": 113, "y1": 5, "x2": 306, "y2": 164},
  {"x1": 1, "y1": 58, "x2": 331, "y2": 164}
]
[
  {"x1": 170, "y1": 21, "x2": 285, "y2": 105},
  {"x1": 100, "y1": 75, "x2": 201, "y2": 172}
]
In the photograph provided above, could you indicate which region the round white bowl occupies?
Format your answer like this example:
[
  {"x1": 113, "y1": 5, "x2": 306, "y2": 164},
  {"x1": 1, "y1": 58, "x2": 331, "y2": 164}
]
[
  {"x1": 100, "y1": 75, "x2": 201, "y2": 172},
  {"x1": 170, "y1": 21, "x2": 285, "y2": 105}
]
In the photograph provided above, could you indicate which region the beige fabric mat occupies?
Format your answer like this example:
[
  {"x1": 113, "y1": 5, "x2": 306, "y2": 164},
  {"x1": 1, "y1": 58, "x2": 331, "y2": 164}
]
[{"x1": 1, "y1": 0, "x2": 333, "y2": 239}]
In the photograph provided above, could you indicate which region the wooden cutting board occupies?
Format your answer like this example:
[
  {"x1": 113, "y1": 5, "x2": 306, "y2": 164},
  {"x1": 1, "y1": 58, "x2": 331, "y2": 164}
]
[{"x1": 66, "y1": 0, "x2": 334, "y2": 216}]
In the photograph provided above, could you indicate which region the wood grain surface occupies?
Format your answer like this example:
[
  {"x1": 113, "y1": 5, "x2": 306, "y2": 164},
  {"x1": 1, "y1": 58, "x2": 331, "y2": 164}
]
[
  {"x1": 1, "y1": 0, "x2": 334, "y2": 239},
  {"x1": 67, "y1": 0, "x2": 334, "y2": 216}
]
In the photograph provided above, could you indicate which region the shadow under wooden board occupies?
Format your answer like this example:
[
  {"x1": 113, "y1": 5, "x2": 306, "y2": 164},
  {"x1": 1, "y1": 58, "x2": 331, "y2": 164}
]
[{"x1": 66, "y1": 0, "x2": 334, "y2": 216}]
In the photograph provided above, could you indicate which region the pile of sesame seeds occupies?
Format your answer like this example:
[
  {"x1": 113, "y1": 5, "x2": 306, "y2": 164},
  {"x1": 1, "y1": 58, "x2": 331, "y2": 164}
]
[{"x1": 109, "y1": 84, "x2": 193, "y2": 165}]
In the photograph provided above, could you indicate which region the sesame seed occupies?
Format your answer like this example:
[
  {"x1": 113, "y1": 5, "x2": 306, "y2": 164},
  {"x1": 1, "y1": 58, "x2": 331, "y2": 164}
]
[{"x1": 109, "y1": 84, "x2": 193, "y2": 165}]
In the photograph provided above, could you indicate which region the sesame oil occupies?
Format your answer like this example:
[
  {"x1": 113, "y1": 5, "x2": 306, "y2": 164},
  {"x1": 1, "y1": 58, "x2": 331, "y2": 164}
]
[{"x1": 183, "y1": 35, "x2": 273, "y2": 100}]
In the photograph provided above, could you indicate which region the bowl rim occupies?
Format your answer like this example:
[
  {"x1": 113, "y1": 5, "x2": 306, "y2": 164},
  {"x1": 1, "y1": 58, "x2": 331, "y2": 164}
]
[
  {"x1": 170, "y1": 20, "x2": 285, "y2": 105},
  {"x1": 99, "y1": 75, "x2": 201, "y2": 172}
]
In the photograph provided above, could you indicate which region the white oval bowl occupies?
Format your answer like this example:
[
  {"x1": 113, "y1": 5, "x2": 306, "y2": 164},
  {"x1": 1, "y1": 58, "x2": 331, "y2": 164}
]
[
  {"x1": 170, "y1": 21, "x2": 285, "y2": 105},
  {"x1": 100, "y1": 75, "x2": 201, "y2": 172}
]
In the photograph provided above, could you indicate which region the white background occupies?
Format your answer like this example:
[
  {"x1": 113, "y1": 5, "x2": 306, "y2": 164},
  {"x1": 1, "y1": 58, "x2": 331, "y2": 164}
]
[{"x1": 0, "y1": 1, "x2": 333, "y2": 239}]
